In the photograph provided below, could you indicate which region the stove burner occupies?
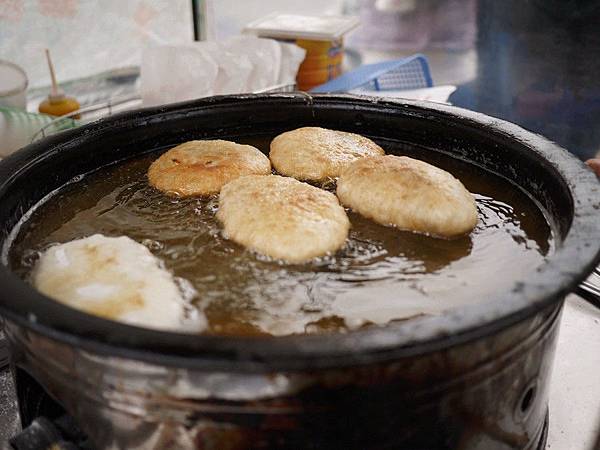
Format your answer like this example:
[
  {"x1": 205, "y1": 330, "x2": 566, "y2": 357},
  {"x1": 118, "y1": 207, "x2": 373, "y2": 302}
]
[
  {"x1": 10, "y1": 416, "x2": 91, "y2": 450},
  {"x1": 7, "y1": 365, "x2": 554, "y2": 450},
  {"x1": 536, "y1": 412, "x2": 550, "y2": 450},
  {"x1": 8, "y1": 411, "x2": 552, "y2": 450}
]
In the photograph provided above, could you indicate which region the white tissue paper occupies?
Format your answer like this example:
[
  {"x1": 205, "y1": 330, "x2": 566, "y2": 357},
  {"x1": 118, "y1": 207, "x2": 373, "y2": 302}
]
[
  {"x1": 225, "y1": 36, "x2": 282, "y2": 92},
  {"x1": 141, "y1": 45, "x2": 218, "y2": 107},
  {"x1": 278, "y1": 41, "x2": 308, "y2": 87},
  {"x1": 141, "y1": 37, "x2": 306, "y2": 107},
  {"x1": 201, "y1": 41, "x2": 254, "y2": 95}
]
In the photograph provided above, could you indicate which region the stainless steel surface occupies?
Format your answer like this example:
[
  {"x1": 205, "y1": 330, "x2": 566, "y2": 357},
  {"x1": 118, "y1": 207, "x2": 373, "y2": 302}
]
[
  {"x1": 548, "y1": 295, "x2": 600, "y2": 450},
  {"x1": 4, "y1": 302, "x2": 560, "y2": 449},
  {"x1": 577, "y1": 268, "x2": 600, "y2": 310},
  {"x1": 2, "y1": 297, "x2": 598, "y2": 449}
]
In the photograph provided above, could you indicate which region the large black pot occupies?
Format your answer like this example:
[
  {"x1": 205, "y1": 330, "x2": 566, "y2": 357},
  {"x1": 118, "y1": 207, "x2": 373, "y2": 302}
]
[{"x1": 0, "y1": 94, "x2": 599, "y2": 450}]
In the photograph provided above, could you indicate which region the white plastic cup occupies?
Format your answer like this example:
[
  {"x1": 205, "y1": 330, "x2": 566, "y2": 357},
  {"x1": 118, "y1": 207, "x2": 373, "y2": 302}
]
[{"x1": 0, "y1": 60, "x2": 28, "y2": 110}]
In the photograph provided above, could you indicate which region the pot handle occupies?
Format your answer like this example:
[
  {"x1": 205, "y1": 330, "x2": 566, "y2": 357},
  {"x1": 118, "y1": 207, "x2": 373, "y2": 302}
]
[{"x1": 576, "y1": 268, "x2": 600, "y2": 309}]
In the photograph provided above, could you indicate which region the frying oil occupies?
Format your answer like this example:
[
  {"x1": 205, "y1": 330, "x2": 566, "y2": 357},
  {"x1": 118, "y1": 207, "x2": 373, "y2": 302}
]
[{"x1": 10, "y1": 137, "x2": 553, "y2": 336}]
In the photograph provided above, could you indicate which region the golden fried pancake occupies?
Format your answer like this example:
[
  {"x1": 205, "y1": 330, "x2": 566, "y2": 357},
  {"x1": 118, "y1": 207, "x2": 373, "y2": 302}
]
[
  {"x1": 148, "y1": 140, "x2": 271, "y2": 197},
  {"x1": 337, "y1": 155, "x2": 478, "y2": 238},
  {"x1": 217, "y1": 175, "x2": 350, "y2": 262},
  {"x1": 269, "y1": 127, "x2": 384, "y2": 181},
  {"x1": 32, "y1": 234, "x2": 205, "y2": 331}
]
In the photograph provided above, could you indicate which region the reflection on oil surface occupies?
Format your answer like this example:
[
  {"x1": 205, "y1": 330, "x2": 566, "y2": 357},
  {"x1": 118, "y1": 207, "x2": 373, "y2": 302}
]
[{"x1": 10, "y1": 136, "x2": 553, "y2": 336}]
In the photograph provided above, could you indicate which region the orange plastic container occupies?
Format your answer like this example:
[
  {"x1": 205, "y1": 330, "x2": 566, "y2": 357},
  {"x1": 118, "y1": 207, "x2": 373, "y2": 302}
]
[
  {"x1": 244, "y1": 14, "x2": 359, "y2": 91},
  {"x1": 295, "y1": 39, "x2": 344, "y2": 90}
]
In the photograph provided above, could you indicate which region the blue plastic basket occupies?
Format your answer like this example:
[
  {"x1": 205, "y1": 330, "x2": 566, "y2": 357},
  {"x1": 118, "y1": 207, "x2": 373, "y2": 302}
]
[{"x1": 310, "y1": 54, "x2": 433, "y2": 93}]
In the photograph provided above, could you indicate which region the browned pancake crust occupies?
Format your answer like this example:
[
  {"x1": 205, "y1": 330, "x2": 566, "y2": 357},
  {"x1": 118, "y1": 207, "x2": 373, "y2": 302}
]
[
  {"x1": 337, "y1": 155, "x2": 478, "y2": 238},
  {"x1": 269, "y1": 127, "x2": 384, "y2": 181},
  {"x1": 148, "y1": 140, "x2": 271, "y2": 197}
]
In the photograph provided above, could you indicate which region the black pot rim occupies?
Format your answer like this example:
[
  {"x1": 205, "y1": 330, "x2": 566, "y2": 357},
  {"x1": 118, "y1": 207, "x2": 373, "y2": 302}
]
[{"x1": 0, "y1": 93, "x2": 599, "y2": 372}]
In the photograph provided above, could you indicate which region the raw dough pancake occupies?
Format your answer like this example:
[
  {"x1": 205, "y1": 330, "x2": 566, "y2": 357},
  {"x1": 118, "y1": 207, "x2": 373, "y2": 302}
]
[
  {"x1": 148, "y1": 140, "x2": 271, "y2": 197},
  {"x1": 217, "y1": 175, "x2": 350, "y2": 262},
  {"x1": 269, "y1": 127, "x2": 385, "y2": 181},
  {"x1": 32, "y1": 234, "x2": 205, "y2": 331},
  {"x1": 337, "y1": 155, "x2": 478, "y2": 238}
]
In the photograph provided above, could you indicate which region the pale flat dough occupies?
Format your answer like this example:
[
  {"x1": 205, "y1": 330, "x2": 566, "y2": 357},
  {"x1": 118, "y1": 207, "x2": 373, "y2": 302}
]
[
  {"x1": 269, "y1": 127, "x2": 384, "y2": 181},
  {"x1": 148, "y1": 140, "x2": 271, "y2": 197},
  {"x1": 32, "y1": 234, "x2": 205, "y2": 331}
]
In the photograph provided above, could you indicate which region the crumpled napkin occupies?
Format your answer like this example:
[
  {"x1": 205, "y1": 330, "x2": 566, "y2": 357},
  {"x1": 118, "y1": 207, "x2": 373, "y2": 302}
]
[{"x1": 141, "y1": 36, "x2": 306, "y2": 107}]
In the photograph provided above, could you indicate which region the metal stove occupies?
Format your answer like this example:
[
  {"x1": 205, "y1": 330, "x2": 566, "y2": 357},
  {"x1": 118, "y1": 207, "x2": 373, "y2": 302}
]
[{"x1": 2, "y1": 294, "x2": 599, "y2": 450}]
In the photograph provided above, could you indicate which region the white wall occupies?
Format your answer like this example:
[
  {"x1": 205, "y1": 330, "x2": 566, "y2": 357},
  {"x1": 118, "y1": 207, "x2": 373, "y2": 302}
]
[
  {"x1": 0, "y1": 0, "x2": 193, "y2": 87},
  {"x1": 212, "y1": 0, "x2": 345, "y2": 39}
]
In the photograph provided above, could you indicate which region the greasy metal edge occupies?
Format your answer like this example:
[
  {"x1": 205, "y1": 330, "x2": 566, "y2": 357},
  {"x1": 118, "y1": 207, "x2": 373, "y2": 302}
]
[{"x1": 0, "y1": 93, "x2": 599, "y2": 372}]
